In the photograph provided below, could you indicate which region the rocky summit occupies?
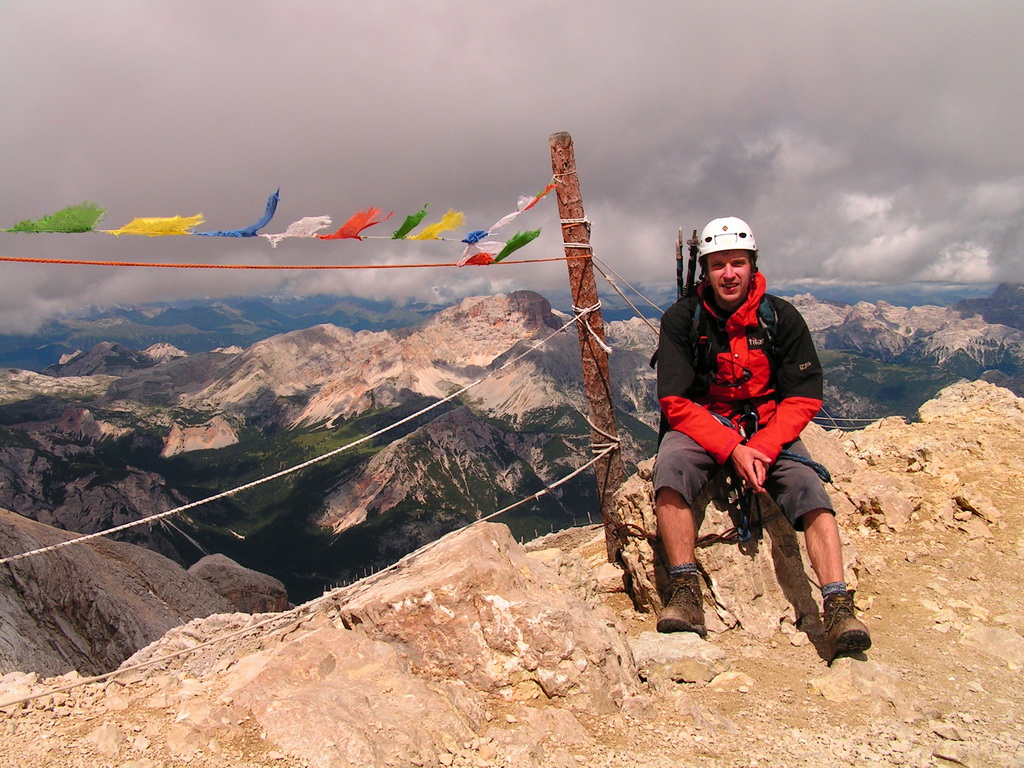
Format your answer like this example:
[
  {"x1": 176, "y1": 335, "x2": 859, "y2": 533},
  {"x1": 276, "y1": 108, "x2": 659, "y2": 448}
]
[{"x1": 2, "y1": 380, "x2": 1023, "y2": 767}]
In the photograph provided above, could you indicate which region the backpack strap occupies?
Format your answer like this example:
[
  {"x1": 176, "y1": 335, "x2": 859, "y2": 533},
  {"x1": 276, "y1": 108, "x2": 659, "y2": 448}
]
[
  {"x1": 757, "y1": 295, "x2": 778, "y2": 356},
  {"x1": 690, "y1": 301, "x2": 712, "y2": 384}
]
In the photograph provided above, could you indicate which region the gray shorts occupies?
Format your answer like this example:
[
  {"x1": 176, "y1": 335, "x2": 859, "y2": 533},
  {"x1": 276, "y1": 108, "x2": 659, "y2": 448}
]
[{"x1": 653, "y1": 430, "x2": 833, "y2": 530}]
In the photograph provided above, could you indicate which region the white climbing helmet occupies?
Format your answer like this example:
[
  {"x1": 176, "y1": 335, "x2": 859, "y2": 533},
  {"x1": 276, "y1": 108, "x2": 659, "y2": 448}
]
[{"x1": 698, "y1": 216, "x2": 757, "y2": 258}]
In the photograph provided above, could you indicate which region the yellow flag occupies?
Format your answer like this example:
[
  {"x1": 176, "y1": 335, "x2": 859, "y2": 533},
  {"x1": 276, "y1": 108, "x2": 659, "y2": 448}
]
[
  {"x1": 406, "y1": 209, "x2": 464, "y2": 240},
  {"x1": 107, "y1": 214, "x2": 204, "y2": 236}
]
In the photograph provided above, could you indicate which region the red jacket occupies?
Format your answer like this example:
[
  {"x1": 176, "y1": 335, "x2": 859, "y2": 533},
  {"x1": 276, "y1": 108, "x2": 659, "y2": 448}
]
[{"x1": 657, "y1": 272, "x2": 823, "y2": 464}]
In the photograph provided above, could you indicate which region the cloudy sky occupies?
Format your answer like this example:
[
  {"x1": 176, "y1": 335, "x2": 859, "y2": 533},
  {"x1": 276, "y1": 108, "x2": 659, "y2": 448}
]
[{"x1": 2, "y1": 1, "x2": 1021, "y2": 332}]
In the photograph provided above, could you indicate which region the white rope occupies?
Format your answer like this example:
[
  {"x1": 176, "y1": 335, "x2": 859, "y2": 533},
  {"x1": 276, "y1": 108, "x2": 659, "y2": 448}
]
[
  {"x1": 591, "y1": 258, "x2": 662, "y2": 339},
  {"x1": 810, "y1": 404, "x2": 900, "y2": 432},
  {"x1": 560, "y1": 217, "x2": 593, "y2": 250},
  {"x1": 0, "y1": 310, "x2": 594, "y2": 567},
  {"x1": 470, "y1": 443, "x2": 617, "y2": 526},
  {"x1": 585, "y1": 416, "x2": 621, "y2": 450},
  {"x1": 572, "y1": 301, "x2": 613, "y2": 355},
  {"x1": 813, "y1": 416, "x2": 892, "y2": 423},
  {"x1": 593, "y1": 256, "x2": 665, "y2": 315}
]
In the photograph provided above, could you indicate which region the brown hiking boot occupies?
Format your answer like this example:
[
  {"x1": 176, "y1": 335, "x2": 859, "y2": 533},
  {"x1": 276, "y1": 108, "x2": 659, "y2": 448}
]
[
  {"x1": 823, "y1": 592, "x2": 871, "y2": 661},
  {"x1": 657, "y1": 573, "x2": 706, "y2": 637}
]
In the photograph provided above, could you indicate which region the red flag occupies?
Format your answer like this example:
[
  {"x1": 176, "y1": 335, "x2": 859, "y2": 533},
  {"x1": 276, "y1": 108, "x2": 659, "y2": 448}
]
[{"x1": 318, "y1": 208, "x2": 393, "y2": 240}]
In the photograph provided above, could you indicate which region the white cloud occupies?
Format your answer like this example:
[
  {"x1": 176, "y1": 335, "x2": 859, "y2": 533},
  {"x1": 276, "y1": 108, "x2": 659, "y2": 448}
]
[
  {"x1": 920, "y1": 244, "x2": 996, "y2": 283},
  {"x1": 839, "y1": 194, "x2": 894, "y2": 223},
  {"x1": 822, "y1": 223, "x2": 952, "y2": 281},
  {"x1": 966, "y1": 179, "x2": 1024, "y2": 218}
]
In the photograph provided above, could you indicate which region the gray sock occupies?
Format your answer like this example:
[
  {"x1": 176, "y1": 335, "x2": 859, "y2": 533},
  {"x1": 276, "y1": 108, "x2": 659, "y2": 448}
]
[
  {"x1": 821, "y1": 580, "x2": 848, "y2": 599},
  {"x1": 669, "y1": 562, "x2": 699, "y2": 579}
]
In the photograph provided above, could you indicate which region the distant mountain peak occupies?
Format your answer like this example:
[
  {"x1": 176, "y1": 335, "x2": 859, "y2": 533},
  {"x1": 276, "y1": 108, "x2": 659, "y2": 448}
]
[
  {"x1": 43, "y1": 341, "x2": 153, "y2": 378},
  {"x1": 956, "y1": 282, "x2": 1024, "y2": 331}
]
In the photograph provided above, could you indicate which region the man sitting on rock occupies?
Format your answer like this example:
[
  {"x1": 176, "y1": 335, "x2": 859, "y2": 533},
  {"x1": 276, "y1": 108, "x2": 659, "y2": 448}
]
[{"x1": 653, "y1": 216, "x2": 871, "y2": 661}]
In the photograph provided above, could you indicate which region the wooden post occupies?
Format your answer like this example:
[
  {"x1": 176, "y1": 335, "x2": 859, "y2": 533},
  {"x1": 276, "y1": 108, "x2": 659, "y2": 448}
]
[{"x1": 548, "y1": 131, "x2": 627, "y2": 562}]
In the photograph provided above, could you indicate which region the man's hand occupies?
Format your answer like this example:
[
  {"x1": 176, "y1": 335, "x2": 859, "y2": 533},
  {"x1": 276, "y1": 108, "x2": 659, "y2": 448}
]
[{"x1": 729, "y1": 443, "x2": 771, "y2": 494}]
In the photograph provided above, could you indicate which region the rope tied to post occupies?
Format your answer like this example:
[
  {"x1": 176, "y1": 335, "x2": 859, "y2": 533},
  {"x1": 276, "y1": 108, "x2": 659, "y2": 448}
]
[
  {"x1": 560, "y1": 216, "x2": 592, "y2": 248},
  {"x1": 572, "y1": 301, "x2": 612, "y2": 355},
  {"x1": 585, "y1": 416, "x2": 621, "y2": 455}
]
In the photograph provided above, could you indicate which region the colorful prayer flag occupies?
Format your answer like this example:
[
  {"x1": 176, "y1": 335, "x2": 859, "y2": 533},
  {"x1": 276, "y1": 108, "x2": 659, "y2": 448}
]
[
  {"x1": 262, "y1": 216, "x2": 333, "y2": 247},
  {"x1": 407, "y1": 209, "x2": 464, "y2": 240},
  {"x1": 489, "y1": 183, "x2": 557, "y2": 232},
  {"x1": 107, "y1": 214, "x2": 205, "y2": 236},
  {"x1": 520, "y1": 182, "x2": 556, "y2": 212},
  {"x1": 495, "y1": 229, "x2": 541, "y2": 262},
  {"x1": 1, "y1": 180, "x2": 553, "y2": 263},
  {"x1": 5, "y1": 202, "x2": 105, "y2": 233},
  {"x1": 458, "y1": 240, "x2": 503, "y2": 266},
  {"x1": 318, "y1": 207, "x2": 393, "y2": 241},
  {"x1": 462, "y1": 251, "x2": 497, "y2": 266},
  {"x1": 197, "y1": 189, "x2": 280, "y2": 237},
  {"x1": 391, "y1": 204, "x2": 429, "y2": 239}
]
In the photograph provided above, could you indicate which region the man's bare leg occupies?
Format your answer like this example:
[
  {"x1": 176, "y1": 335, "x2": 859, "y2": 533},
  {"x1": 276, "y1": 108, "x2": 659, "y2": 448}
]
[
  {"x1": 801, "y1": 508, "x2": 844, "y2": 586},
  {"x1": 655, "y1": 487, "x2": 697, "y2": 566},
  {"x1": 800, "y1": 508, "x2": 871, "y2": 658},
  {"x1": 655, "y1": 487, "x2": 706, "y2": 635}
]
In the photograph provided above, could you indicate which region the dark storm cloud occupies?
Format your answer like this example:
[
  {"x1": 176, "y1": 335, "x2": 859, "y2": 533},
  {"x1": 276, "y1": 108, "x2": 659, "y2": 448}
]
[{"x1": 2, "y1": 1, "x2": 1022, "y2": 332}]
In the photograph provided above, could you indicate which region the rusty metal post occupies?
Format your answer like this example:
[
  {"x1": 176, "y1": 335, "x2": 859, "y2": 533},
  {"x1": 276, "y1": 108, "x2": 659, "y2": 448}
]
[{"x1": 548, "y1": 131, "x2": 627, "y2": 562}]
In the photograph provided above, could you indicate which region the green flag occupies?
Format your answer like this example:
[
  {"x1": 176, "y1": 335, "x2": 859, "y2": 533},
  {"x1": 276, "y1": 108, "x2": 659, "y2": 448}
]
[
  {"x1": 494, "y1": 229, "x2": 541, "y2": 262},
  {"x1": 391, "y1": 204, "x2": 429, "y2": 239},
  {"x1": 6, "y1": 202, "x2": 106, "y2": 233}
]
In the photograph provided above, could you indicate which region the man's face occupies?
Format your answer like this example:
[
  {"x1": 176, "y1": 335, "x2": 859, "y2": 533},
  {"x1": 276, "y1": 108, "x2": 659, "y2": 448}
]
[{"x1": 706, "y1": 249, "x2": 754, "y2": 312}]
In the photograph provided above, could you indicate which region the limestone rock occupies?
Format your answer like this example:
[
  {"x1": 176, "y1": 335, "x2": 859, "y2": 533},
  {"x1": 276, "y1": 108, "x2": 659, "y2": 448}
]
[
  {"x1": 85, "y1": 722, "x2": 124, "y2": 757},
  {"x1": 849, "y1": 475, "x2": 918, "y2": 532},
  {"x1": 799, "y1": 421, "x2": 861, "y2": 482},
  {"x1": 934, "y1": 724, "x2": 966, "y2": 741},
  {"x1": 101, "y1": 523, "x2": 640, "y2": 766},
  {"x1": 630, "y1": 630, "x2": 730, "y2": 684},
  {"x1": 594, "y1": 561, "x2": 628, "y2": 594},
  {"x1": 227, "y1": 628, "x2": 482, "y2": 768},
  {"x1": 808, "y1": 658, "x2": 906, "y2": 711},
  {"x1": 611, "y1": 459, "x2": 660, "y2": 611},
  {"x1": 694, "y1": 489, "x2": 828, "y2": 638},
  {"x1": 917, "y1": 379, "x2": 1024, "y2": 425},
  {"x1": 959, "y1": 625, "x2": 1024, "y2": 670},
  {"x1": 524, "y1": 525, "x2": 609, "y2": 607},
  {"x1": 187, "y1": 553, "x2": 288, "y2": 613},
  {"x1": 330, "y1": 523, "x2": 639, "y2": 713},
  {"x1": 953, "y1": 486, "x2": 1002, "y2": 524}
]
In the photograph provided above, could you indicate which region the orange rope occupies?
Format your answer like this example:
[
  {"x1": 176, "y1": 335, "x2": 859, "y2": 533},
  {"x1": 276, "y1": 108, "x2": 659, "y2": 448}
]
[{"x1": 0, "y1": 255, "x2": 584, "y2": 269}]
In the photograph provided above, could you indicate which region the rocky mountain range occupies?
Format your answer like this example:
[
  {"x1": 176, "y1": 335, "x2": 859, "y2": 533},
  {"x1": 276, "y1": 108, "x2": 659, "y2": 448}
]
[
  {"x1": 795, "y1": 292, "x2": 1024, "y2": 376},
  {"x1": 1, "y1": 285, "x2": 1022, "y2": 602},
  {"x1": 793, "y1": 287, "x2": 1024, "y2": 420},
  {"x1": 1, "y1": 380, "x2": 1022, "y2": 767}
]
